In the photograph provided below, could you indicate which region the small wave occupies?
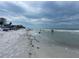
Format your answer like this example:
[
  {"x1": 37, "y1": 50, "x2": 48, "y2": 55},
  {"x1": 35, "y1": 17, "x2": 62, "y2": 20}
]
[{"x1": 54, "y1": 29, "x2": 79, "y2": 32}]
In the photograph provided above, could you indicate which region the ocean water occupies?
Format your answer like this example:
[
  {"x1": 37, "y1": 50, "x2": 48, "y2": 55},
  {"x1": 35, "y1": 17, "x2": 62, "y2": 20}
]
[
  {"x1": 31, "y1": 29, "x2": 79, "y2": 57},
  {"x1": 35, "y1": 29, "x2": 79, "y2": 49}
]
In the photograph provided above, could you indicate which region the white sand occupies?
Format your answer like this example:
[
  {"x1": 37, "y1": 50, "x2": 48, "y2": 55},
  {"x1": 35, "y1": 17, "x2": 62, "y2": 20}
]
[
  {"x1": 0, "y1": 29, "x2": 79, "y2": 58},
  {"x1": 0, "y1": 29, "x2": 37, "y2": 58}
]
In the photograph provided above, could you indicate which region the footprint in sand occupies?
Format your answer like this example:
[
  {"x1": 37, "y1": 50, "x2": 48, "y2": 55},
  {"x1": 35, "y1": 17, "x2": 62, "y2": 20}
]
[
  {"x1": 29, "y1": 52, "x2": 32, "y2": 56},
  {"x1": 32, "y1": 45, "x2": 34, "y2": 47},
  {"x1": 37, "y1": 47, "x2": 40, "y2": 49}
]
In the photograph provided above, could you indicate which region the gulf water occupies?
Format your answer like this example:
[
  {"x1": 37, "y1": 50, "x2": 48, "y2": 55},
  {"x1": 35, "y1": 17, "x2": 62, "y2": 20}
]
[{"x1": 35, "y1": 29, "x2": 79, "y2": 49}]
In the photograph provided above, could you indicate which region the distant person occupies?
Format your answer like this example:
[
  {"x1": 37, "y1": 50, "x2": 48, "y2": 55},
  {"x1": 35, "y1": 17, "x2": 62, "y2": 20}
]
[
  {"x1": 38, "y1": 29, "x2": 41, "y2": 34},
  {"x1": 51, "y1": 29, "x2": 54, "y2": 32},
  {"x1": 39, "y1": 32, "x2": 41, "y2": 34}
]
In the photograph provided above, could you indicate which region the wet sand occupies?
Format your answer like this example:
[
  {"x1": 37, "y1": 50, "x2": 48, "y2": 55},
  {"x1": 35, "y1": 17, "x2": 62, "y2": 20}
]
[{"x1": 32, "y1": 29, "x2": 79, "y2": 58}]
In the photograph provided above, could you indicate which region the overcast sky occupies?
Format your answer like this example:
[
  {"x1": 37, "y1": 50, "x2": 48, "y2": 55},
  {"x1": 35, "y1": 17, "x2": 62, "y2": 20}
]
[{"x1": 0, "y1": 1, "x2": 79, "y2": 29}]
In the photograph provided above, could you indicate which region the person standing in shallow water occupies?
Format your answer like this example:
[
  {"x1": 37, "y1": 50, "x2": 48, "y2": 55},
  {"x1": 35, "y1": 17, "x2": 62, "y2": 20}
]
[
  {"x1": 51, "y1": 29, "x2": 54, "y2": 32},
  {"x1": 39, "y1": 32, "x2": 41, "y2": 34},
  {"x1": 38, "y1": 29, "x2": 41, "y2": 34}
]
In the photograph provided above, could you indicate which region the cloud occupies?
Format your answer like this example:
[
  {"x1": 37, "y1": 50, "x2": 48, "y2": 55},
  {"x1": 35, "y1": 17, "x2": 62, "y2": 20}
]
[
  {"x1": 9, "y1": 1, "x2": 43, "y2": 15},
  {"x1": 0, "y1": 1, "x2": 79, "y2": 28}
]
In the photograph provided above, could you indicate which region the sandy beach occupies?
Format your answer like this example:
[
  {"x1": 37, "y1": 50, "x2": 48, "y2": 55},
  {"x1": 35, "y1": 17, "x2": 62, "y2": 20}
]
[
  {"x1": 0, "y1": 1, "x2": 79, "y2": 58},
  {"x1": 0, "y1": 29, "x2": 79, "y2": 58},
  {"x1": 0, "y1": 29, "x2": 33, "y2": 57}
]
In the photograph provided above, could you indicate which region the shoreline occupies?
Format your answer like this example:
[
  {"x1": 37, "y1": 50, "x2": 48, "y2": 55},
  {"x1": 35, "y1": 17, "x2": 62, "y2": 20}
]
[{"x1": 0, "y1": 29, "x2": 79, "y2": 57}]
